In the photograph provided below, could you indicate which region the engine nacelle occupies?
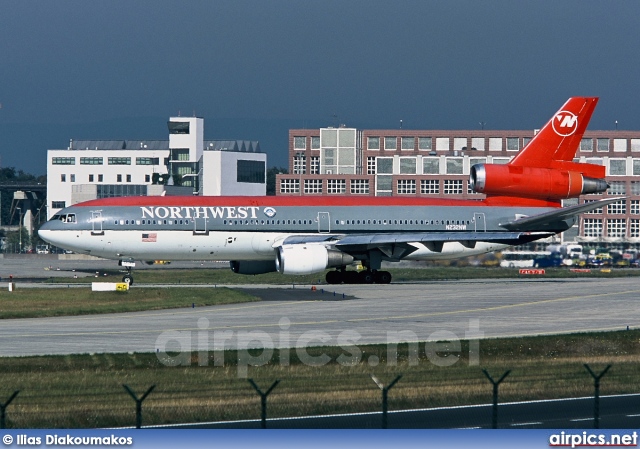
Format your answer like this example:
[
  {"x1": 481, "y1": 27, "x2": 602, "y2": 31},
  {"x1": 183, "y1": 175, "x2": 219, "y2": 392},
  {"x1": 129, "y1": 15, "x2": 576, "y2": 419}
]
[
  {"x1": 469, "y1": 164, "x2": 608, "y2": 200},
  {"x1": 230, "y1": 260, "x2": 277, "y2": 275},
  {"x1": 275, "y1": 244, "x2": 354, "y2": 275}
]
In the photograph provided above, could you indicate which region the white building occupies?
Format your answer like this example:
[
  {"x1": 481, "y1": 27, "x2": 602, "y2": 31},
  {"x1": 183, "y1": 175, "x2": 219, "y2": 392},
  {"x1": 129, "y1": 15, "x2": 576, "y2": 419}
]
[{"x1": 46, "y1": 117, "x2": 266, "y2": 218}]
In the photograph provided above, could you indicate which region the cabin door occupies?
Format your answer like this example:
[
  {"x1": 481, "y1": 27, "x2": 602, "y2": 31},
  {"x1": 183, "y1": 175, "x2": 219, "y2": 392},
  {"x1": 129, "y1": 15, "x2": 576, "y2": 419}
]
[
  {"x1": 91, "y1": 211, "x2": 104, "y2": 236},
  {"x1": 318, "y1": 212, "x2": 331, "y2": 233},
  {"x1": 474, "y1": 212, "x2": 486, "y2": 232}
]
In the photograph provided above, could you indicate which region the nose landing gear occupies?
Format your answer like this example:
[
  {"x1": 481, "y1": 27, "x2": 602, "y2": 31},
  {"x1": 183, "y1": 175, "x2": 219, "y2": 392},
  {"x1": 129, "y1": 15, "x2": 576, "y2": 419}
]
[{"x1": 118, "y1": 259, "x2": 136, "y2": 286}]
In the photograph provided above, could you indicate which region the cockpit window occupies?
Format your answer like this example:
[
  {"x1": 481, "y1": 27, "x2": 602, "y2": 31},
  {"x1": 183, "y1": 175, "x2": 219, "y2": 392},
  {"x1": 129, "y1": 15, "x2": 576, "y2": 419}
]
[{"x1": 55, "y1": 214, "x2": 76, "y2": 223}]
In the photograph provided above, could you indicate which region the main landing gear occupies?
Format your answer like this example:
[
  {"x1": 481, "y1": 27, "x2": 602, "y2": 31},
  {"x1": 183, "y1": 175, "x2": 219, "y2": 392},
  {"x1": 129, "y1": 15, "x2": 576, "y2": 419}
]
[{"x1": 325, "y1": 269, "x2": 392, "y2": 285}]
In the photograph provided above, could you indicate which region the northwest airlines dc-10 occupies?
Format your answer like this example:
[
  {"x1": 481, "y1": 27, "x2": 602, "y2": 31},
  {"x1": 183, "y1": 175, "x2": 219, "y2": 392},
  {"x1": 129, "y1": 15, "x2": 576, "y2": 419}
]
[{"x1": 39, "y1": 97, "x2": 617, "y2": 285}]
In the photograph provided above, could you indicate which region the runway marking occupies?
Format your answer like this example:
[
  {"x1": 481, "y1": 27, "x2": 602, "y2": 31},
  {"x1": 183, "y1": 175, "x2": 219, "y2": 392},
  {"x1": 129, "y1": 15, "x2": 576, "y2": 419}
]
[
  {"x1": 626, "y1": 414, "x2": 640, "y2": 417},
  {"x1": 570, "y1": 418, "x2": 593, "y2": 422},
  {"x1": 510, "y1": 421, "x2": 543, "y2": 427}
]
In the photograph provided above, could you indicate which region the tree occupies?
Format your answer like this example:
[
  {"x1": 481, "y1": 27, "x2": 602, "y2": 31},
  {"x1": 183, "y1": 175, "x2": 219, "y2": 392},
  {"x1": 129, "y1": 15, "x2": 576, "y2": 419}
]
[{"x1": 266, "y1": 166, "x2": 288, "y2": 196}]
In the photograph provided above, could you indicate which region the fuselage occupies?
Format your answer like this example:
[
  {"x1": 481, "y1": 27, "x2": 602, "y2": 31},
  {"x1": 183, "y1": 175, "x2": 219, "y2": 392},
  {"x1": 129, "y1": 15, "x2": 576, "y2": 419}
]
[{"x1": 39, "y1": 195, "x2": 566, "y2": 262}]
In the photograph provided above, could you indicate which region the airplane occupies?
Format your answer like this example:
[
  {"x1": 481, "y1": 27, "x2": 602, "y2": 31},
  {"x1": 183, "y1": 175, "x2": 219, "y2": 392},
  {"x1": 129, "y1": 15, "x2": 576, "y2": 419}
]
[{"x1": 39, "y1": 97, "x2": 617, "y2": 285}]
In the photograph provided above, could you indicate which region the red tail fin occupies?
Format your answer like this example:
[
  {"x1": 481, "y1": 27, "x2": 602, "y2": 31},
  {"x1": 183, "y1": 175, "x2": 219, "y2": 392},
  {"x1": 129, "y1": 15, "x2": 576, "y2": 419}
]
[{"x1": 508, "y1": 97, "x2": 598, "y2": 169}]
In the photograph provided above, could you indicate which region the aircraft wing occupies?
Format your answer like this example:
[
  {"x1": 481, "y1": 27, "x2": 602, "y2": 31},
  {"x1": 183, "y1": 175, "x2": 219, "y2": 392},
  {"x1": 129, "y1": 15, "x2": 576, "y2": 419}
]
[
  {"x1": 281, "y1": 230, "x2": 553, "y2": 260},
  {"x1": 499, "y1": 197, "x2": 624, "y2": 231}
]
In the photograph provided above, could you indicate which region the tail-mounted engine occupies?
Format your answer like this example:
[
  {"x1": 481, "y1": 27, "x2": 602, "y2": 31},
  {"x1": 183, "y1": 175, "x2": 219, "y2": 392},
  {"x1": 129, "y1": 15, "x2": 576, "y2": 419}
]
[
  {"x1": 469, "y1": 164, "x2": 608, "y2": 200},
  {"x1": 276, "y1": 244, "x2": 354, "y2": 275}
]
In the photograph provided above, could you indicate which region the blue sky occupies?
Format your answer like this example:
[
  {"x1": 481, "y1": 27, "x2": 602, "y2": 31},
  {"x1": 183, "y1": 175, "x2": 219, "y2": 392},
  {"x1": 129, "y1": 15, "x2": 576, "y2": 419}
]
[{"x1": 1, "y1": 0, "x2": 640, "y2": 174}]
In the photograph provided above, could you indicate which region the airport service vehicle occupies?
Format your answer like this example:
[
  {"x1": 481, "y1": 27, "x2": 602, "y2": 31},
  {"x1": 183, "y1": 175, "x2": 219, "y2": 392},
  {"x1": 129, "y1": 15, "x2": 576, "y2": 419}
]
[
  {"x1": 499, "y1": 251, "x2": 551, "y2": 268},
  {"x1": 39, "y1": 97, "x2": 618, "y2": 285}
]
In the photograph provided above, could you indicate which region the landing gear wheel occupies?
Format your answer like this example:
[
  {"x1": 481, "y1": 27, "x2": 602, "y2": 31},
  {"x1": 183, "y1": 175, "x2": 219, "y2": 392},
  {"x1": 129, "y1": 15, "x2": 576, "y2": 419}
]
[
  {"x1": 122, "y1": 274, "x2": 134, "y2": 286},
  {"x1": 374, "y1": 271, "x2": 392, "y2": 284},
  {"x1": 359, "y1": 271, "x2": 375, "y2": 284},
  {"x1": 326, "y1": 270, "x2": 342, "y2": 284}
]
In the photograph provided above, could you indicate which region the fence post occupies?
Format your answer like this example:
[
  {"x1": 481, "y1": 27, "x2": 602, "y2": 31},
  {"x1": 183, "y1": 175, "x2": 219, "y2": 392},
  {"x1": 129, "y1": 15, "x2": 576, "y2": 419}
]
[
  {"x1": 482, "y1": 369, "x2": 510, "y2": 429},
  {"x1": 123, "y1": 384, "x2": 156, "y2": 429},
  {"x1": 248, "y1": 379, "x2": 280, "y2": 429},
  {"x1": 371, "y1": 374, "x2": 402, "y2": 429},
  {"x1": 584, "y1": 364, "x2": 612, "y2": 429},
  {"x1": 0, "y1": 390, "x2": 20, "y2": 429}
]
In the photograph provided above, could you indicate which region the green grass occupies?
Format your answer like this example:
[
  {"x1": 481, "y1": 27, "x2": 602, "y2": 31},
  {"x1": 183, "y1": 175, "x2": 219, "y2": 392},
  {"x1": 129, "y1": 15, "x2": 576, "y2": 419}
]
[
  {"x1": 0, "y1": 288, "x2": 258, "y2": 319},
  {"x1": 43, "y1": 266, "x2": 640, "y2": 286},
  {"x1": 1, "y1": 330, "x2": 638, "y2": 428}
]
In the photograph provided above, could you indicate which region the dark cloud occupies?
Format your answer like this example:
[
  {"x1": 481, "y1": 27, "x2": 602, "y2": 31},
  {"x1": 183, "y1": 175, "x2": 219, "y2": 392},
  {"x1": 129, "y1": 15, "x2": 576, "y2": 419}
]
[{"x1": 1, "y1": 0, "x2": 639, "y2": 174}]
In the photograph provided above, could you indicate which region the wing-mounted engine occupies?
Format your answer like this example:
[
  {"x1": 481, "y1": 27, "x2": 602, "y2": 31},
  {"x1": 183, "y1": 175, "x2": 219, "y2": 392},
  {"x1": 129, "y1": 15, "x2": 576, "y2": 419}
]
[
  {"x1": 230, "y1": 260, "x2": 277, "y2": 275},
  {"x1": 275, "y1": 244, "x2": 354, "y2": 275},
  {"x1": 469, "y1": 163, "x2": 608, "y2": 201}
]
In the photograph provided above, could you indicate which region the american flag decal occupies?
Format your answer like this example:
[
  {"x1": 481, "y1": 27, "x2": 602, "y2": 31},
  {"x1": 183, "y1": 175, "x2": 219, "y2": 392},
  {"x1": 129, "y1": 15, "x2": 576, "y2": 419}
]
[{"x1": 142, "y1": 233, "x2": 157, "y2": 242}]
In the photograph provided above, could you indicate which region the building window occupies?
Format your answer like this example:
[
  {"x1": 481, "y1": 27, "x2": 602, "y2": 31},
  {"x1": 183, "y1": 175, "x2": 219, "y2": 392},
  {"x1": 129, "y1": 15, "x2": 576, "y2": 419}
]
[
  {"x1": 607, "y1": 219, "x2": 626, "y2": 238},
  {"x1": 117, "y1": 174, "x2": 122, "y2": 182},
  {"x1": 631, "y1": 182, "x2": 640, "y2": 195},
  {"x1": 351, "y1": 179, "x2": 369, "y2": 194},
  {"x1": 418, "y1": 137, "x2": 432, "y2": 151},
  {"x1": 421, "y1": 179, "x2": 439, "y2": 194},
  {"x1": 453, "y1": 138, "x2": 466, "y2": 151},
  {"x1": 126, "y1": 174, "x2": 132, "y2": 183},
  {"x1": 446, "y1": 158, "x2": 463, "y2": 175},
  {"x1": 327, "y1": 179, "x2": 346, "y2": 194},
  {"x1": 631, "y1": 200, "x2": 640, "y2": 215},
  {"x1": 583, "y1": 218, "x2": 602, "y2": 237},
  {"x1": 423, "y1": 157, "x2": 439, "y2": 175},
  {"x1": 583, "y1": 200, "x2": 603, "y2": 214},
  {"x1": 304, "y1": 179, "x2": 322, "y2": 194},
  {"x1": 580, "y1": 138, "x2": 593, "y2": 152},
  {"x1": 608, "y1": 181, "x2": 626, "y2": 195},
  {"x1": 61, "y1": 174, "x2": 66, "y2": 182},
  {"x1": 492, "y1": 157, "x2": 510, "y2": 165},
  {"x1": 367, "y1": 157, "x2": 376, "y2": 175},
  {"x1": 97, "y1": 185, "x2": 148, "y2": 198},
  {"x1": 136, "y1": 157, "x2": 159, "y2": 165},
  {"x1": 52, "y1": 157, "x2": 75, "y2": 165},
  {"x1": 89, "y1": 174, "x2": 94, "y2": 182},
  {"x1": 607, "y1": 200, "x2": 626, "y2": 215},
  {"x1": 597, "y1": 138, "x2": 609, "y2": 152},
  {"x1": 488, "y1": 138, "x2": 502, "y2": 151},
  {"x1": 145, "y1": 174, "x2": 150, "y2": 183},
  {"x1": 80, "y1": 157, "x2": 103, "y2": 165},
  {"x1": 293, "y1": 153, "x2": 306, "y2": 174},
  {"x1": 435, "y1": 138, "x2": 449, "y2": 151},
  {"x1": 237, "y1": 160, "x2": 265, "y2": 183},
  {"x1": 471, "y1": 137, "x2": 485, "y2": 151},
  {"x1": 522, "y1": 137, "x2": 532, "y2": 148},
  {"x1": 280, "y1": 179, "x2": 300, "y2": 194},
  {"x1": 70, "y1": 174, "x2": 75, "y2": 182},
  {"x1": 294, "y1": 136, "x2": 306, "y2": 150},
  {"x1": 397, "y1": 179, "x2": 416, "y2": 194},
  {"x1": 108, "y1": 157, "x2": 131, "y2": 165},
  {"x1": 52, "y1": 201, "x2": 66, "y2": 209},
  {"x1": 609, "y1": 159, "x2": 626, "y2": 176},
  {"x1": 631, "y1": 139, "x2": 640, "y2": 152},
  {"x1": 399, "y1": 157, "x2": 417, "y2": 174},
  {"x1": 168, "y1": 121, "x2": 190, "y2": 134},
  {"x1": 384, "y1": 137, "x2": 397, "y2": 151},
  {"x1": 401, "y1": 137, "x2": 415, "y2": 151},
  {"x1": 506, "y1": 137, "x2": 520, "y2": 151},
  {"x1": 310, "y1": 156, "x2": 320, "y2": 175},
  {"x1": 443, "y1": 179, "x2": 463, "y2": 194},
  {"x1": 368, "y1": 137, "x2": 380, "y2": 150},
  {"x1": 613, "y1": 139, "x2": 627, "y2": 152},
  {"x1": 631, "y1": 219, "x2": 640, "y2": 238},
  {"x1": 376, "y1": 158, "x2": 393, "y2": 174},
  {"x1": 311, "y1": 136, "x2": 320, "y2": 150},
  {"x1": 98, "y1": 174, "x2": 103, "y2": 182}
]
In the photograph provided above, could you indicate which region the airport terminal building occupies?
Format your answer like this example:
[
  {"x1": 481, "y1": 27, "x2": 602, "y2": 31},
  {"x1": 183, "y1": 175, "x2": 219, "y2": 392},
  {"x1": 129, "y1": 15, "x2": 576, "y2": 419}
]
[
  {"x1": 276, "y1": 127, "x2": 640, "y2": 247},
  {"x1": 46, "y1": 117, "x2": 266, "y2": 218}
]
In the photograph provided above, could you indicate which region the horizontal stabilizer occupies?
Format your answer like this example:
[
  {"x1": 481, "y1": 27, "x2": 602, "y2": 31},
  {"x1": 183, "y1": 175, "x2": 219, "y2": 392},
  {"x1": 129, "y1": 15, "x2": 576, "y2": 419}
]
[{"x1": 499, "y1": 197, "x2": 624, "y2": 231}]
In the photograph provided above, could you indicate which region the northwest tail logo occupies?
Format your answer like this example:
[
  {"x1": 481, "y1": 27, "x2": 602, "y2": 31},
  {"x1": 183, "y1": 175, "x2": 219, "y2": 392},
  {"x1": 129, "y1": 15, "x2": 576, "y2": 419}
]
[{"x1": 552, "y1": 111, "x2": 578, "y2": 136}]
